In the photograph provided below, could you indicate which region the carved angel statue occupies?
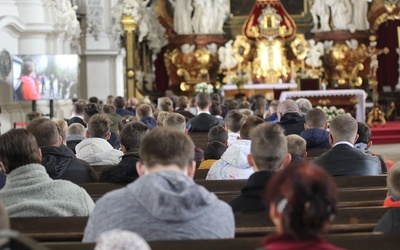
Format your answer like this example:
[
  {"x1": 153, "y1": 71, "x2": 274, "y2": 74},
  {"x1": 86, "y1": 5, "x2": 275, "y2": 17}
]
[
  {"x1": 207, "y1": 43, "x2": 218, "y2": 54},
  {"x1": 181, "y1": 44, "x2": 196, "y2": 55},
  {"x1": 305, "y1": 40, "x2": 324, "y2": 68},
  {"x1": 345, "y1": 39, "x2": 359, "y2": 50},
  {"x1": 169, "y1": 0, "x2": 193, "y2": 34},
  {"x1": 323, "y1": 40, "x2": 334, "y2": 52},
  {"x1": 218, "y1": 40, "x2": 238, "y2": 70}
]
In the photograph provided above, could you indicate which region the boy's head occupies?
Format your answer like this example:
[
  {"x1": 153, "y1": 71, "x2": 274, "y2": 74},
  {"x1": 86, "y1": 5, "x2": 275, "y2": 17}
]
[
  {"x1": 195, "y1": 92, "x2": 211, "y2": 110},
  {"x1": 210, "y1": 101, "x2": 222, "y2": 116},
  {"x1": 138, "y1": 127, "x2": 195, "y2": 177},
  {"x1": 176, "y1": 95, "x2": 189, "y2": 109},
  {"x1": 25, "y1": 111, "x2": 42, "y2": 125},
  {"x1": 225, "y1": 110, "x2": 246, "y2": 133},
  {"x1": 388, "y1": 162, "x2": 400, "y2": 201},
  {"x1": 157, "y1": 97, "x2": 174, "y2": 112},
  {"x1": 136, "y1": 104, "x2": 153, "y2": 120},
  {"x1": 249, "y1": 123, "x2": 289, "y2": 171},
  {"x1": 114, "y1": 96, "x2": 126, "y2": 108},
  {"x1": 204, "y1": 141, "x2": 227, "y2": 161},
  {"x1": 208, "y1": 126, "x2": 228, "y2": 145},
  {"x1": 286, "y1": 134, "x2": 307, "y2": 158},
  {"x1": 88, "y1": 114, "x2": 111, "y2": 139},
  {"x1": 355, "y1": 122, "x2": 372, "y2": 146},
  {"x1": 268, "y1": 100, "x2": 279, "y2": 113},
  {"x1": 26, "y1": 118, "x2": 60, "y2": 147},
  {"x1": 156, "y1": 111, "x2": 170, "y2": 127},
  {"x1": 240, "y1": 115, "x2": 264, "y2": 140},
  {"x1": 52, "y1": 118, "x2": 68, "y2": 143},
  {"x1": 0, "y1": 129, "x2": 42, "y2": 174},
  {"x1": 305, "y1": 108, "x2": 327, "y2": 129},
  {"x1": 73, "y1": 100, "x2": 86, "y2": 115},
  {"x1": 83, "y1": 103, "x2": 102, "y2": 123},
  {"x1": 66, "y1": 123, "x2": 86, "y2": 141},
  {"x1": 119, "y1": 122, "x2": 150, "y2": 153},
  {"x1": 163, "y1": 113, "x2": 186, "y2": 133}
]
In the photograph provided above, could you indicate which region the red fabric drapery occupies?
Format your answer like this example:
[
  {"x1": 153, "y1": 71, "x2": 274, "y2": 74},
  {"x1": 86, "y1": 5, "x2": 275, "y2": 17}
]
[
  {"x1": 154, "y1": 46, "x2": 169, "y2": 92},
  {"x1": 377, "y1": 20, "x2": 400, "y2": 91}
]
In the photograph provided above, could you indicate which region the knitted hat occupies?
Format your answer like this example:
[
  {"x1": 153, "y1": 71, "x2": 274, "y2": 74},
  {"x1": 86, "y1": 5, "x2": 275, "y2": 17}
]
[
  {"x1": 95, "y1": 229, "x2": 151, "y2": 250},
  {"x1": 388, "y1": 162, "x2": 400, "y2": 200}
]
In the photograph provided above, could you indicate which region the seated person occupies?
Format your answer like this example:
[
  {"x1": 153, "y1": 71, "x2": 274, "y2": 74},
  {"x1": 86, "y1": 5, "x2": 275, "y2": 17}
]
[
  {"x1": 118, "y1": 115, "x2": 137, "y2": 132},
  {"x1": 136, "y1": 104, "x2": 157, "y2": 129},
  {"x1": 68, "y1": 100, "x2": 86, "y2": 127},
  {"x1": 300, "y1": 108, "x2": 331, "y2": 151},
  {"x1": 186, "y1": 92, "x2": 224, "y2": 132},
  {"x1": 208, "y1": 125, "x2": 228, "y2": 146},
  {"x1": 295, "y1": 98, "x2": 313, "y2": 116},
  {"x1": 51, "y1": 118, "x2": 68, "y2": 145},
  {"x1": 206, "y1": 116, "x2": 264, "y2": 180},
  {"x1": 174, "y1": 95, "x2": 195, "y2": 121},
  {"x1": 263, "y1": 161, "x2": 342, "y2": 250},
  {"x1": 224, "y1": 110, "x2": 246, "y2": 146},
  {"x1": 103, "y1": 104, "x2": 121, "y2": 136},
  {"x1": 277, "y1": 100, "x2": 305, "y2": 136},
  {"x1": 66, "y1": 123, "x2": 86, "y2": 154},
  {"x1": 82, "y1": 127, "x2": 234, "y2": 242},
  {"x1": 27, "y1": 118, "x2": 98, "y2": 184},
  {"x1": 163, "y1": 113, "x2": 204, "y2": 168},
  {"x1": 355, "y1": 122, "x2": 387, "y2": 174},
  {"x1": 25, "y1": 111, "x2": 42, "y2": 126},
  {"x1": 229, "y1": 123, "x2": 291, "y2": 212},
  {"x1": 156, "y1": 111, "x2": 169, "y2": 127},
  {"x1": 99, "y1": 122, "x2": 150, "y2": 184},
  {"x1": 198, "y1": 141, "x2": 227, "y2": 170},
  {"x1": 0, "y1": 129, "x2": 94, "y2": 217},
  {"x1": 210, "y1": 101, "x2": 224, "y2": 124},
  {"x1": 314, "y1": 114, "x2": 382, "y2": 176},
  {"x1": 383, "y1": 162, "x2": 400, "y2": 207},
  {"x1": 264, "y1": 100, "x2": 279, "y2": 123},
  {"x1": 76, "y1": 114, "x2": 123, "y2": 165},
  {"x1": 286, "y1": 134, "x2": 307, "y2": 163}
]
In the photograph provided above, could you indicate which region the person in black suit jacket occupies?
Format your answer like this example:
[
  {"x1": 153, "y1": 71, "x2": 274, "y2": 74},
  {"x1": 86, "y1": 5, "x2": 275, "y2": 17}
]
[
  {"x1": 186, "y1": 92, "x2": 224, "y2": 132},
  {"x1": 174, "y1": 96, "x2": 195, "y2": 121},
  {"x1": 277, "y1": 99, "x2": 305, "y2": 136},
  {"x1": 314, "y1": 114, "x2": 381, "y2": 177}
]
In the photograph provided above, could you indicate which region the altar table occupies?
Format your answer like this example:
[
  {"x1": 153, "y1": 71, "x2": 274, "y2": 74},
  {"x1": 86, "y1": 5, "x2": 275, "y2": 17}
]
[{"x1": 222, "y1": 83, "x2": 298, "y2": 99}]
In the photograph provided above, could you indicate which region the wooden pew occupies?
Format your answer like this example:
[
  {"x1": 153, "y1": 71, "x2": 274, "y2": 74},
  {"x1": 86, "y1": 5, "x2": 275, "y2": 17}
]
[
  {"x1": 188, "y1": 132, "x2": 209, "y2": 150},
  {"x1": 10, "y1": 207, "x2": 390, "y2": 242},
  {"x1": 193, "y1": 169, "x2": 209, "y2": 179},
  {"x1": 42, "y1": 233, "x2": 400, "y2": 250},
  {"x1": 90, "y1": 165, "x2": 116, "y2": 174}
]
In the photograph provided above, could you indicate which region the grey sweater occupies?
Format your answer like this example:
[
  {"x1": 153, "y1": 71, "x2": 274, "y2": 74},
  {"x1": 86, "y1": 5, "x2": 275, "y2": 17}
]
[
  {"x1": 0, "y1": 164, "x2": 94, "y2": 217},
  {"x1": 83, "y1": 170, "x2": 235, "y2": 242}
]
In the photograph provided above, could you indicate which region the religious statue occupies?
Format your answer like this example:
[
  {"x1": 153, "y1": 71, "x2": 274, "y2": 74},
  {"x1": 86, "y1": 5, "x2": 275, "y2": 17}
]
[
  {"x1": 192, "y1": 0, "x2": 208, "y2": 33},
  {"x1": 325, "y1": 0, "x2": 354, "y2": 31},
  {"x1": 364, "y1": 36, "x2": 389, "y2": 82},
  {"x1": 305, "y1": 40, "x2": 324, "y2": 68},
  {"x1": 310, "y1": 0, "x2": 331, "y2": 32},
  {"x1": 351, "y1": 0, "x2": 370, "y2": 31},
  {"x1": 218, "y1": 40, "x2": 238, "y2": 70},
  {"x1": 367, "y1": 104, "x2": 386, "y2": 127},
  {"x1": 169, "y1": 0, "x2": 193, "y2": 34},
  {"x1": 213, "y1": 0, "x2": 230, "y2": 34}
]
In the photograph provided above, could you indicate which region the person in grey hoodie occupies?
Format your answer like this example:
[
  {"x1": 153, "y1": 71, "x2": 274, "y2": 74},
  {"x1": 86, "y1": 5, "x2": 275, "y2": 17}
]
[{"x1": 83, "y1": 127, "x2": 235, "y2": 242}]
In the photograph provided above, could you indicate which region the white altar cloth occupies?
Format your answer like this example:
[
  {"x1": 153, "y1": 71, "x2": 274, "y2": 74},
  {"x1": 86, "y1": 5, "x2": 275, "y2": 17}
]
[
  {"x1": 279, "y1": 89, "x2": 367, "y2": 122},
  {"x1": 222, "y1": 83, "x2": 298, "y2": 90}
]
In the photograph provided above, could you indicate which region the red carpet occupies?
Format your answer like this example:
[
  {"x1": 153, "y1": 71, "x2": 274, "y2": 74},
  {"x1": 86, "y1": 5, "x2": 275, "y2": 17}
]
[{"x1": 370, "y1": 121, "x2": 400, "y2": 145}]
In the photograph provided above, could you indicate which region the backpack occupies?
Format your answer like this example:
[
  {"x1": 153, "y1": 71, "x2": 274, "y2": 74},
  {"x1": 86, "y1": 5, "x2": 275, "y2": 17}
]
[{"x1": 14, "y1": 79, "x2": 23, "y2": 101}]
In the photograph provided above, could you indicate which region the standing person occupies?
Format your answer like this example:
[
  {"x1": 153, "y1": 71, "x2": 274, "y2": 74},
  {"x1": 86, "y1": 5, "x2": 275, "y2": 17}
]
[
  {"x1": 262, "y1": 161, "x2": 343, "y2": 250},
  {"x1": 83, "y1": 127, "x2": 234, "y2": 242},
  {"x1": 0, "y1": 129, "x2": 94, "y2": 217},
  {"x1": 20, "y1": 62, "x2": 40, "y2": 100}
]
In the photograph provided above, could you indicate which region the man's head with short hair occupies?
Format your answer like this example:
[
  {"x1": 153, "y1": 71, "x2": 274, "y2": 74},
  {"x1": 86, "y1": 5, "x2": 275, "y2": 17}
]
[
  {"x1": 388, "y1": 162, "x2": 400, "y2": 201},
  {"x1": 305, "y1": 108, "x2": 327, "y2": 129},
  {"x1": 249, "y1": 123, "x2": 289, "y2": 171},
  {"x1": 269, "y1": 100, "x2": 279, "y2": 113},
  {"x1": 195, "y1": 92, "x2": 211, "y2": 110},
  {"x1": 329, "y1": 114, "x2": 358, "y2": 144},
  {"x1": 163, "y1": 113, "x2": 186, "y2": 133},
  {"x1": 136, "y1": 104, "x2": 153, "y2": 120},
  {"x1": 210, "y1": 101, "x2": 222, "y2": 116},
  {"x1": 225, "y1": 110, "x2": 246, "y2": 133},
  {"x1": 356, "y1": 122, "x2": 371, "y2": 145},
  {"x1": 83, "y1": 103, "x2": 102, "y2": 123},
  {"x1": 240, "y1": 115, "x2": 264, "y2": 140},
  {"x1": 295, "y1": 98, "x2": 312, "y2": 114},
  {"x1": 73, "y1": 100, "x2": 86, "y2": 115},
  {"x1": 176, "y1": 96, "x2": 189, "y2": 109},
  {"x1": 114, "y1": 96, "x2": 126, "y2": 108},
  {"x1": 208, "y1": 126, "x2": 228, "y2": 145},
  {"x1": 87, "y1": 114, "x2": 111, "y2": 139},
  {"x1": 26, "y1": 118, "x2": 60, "y2": 147},
  {"x1": 119, "y1": 121, "x2": 150, "y2": 152},
  {"x1": 278, "y1": 99, "x2": 299, "y2": 114},
  {"x1": 103, "y1": 104, "x2": 116, "y2": 114},
  {"x1": 0, "y1": 129, "x2": 42, "y2": 174},
  {"x1": 138, "y1": 127, "x2": 195, "y2": 176},
  {"x1": 89, "y1": 97, "x2": 99, "y2": 104},
  {"x1": 204, "y1": 141, "x2": 227, "y2": 160},
  {"x1": 25, "y1": 111, "x2": 42, "y2": 125},
  {"x1": 156, "y1": 111, "x2": 170, "y2": 126},
  {"x1": 106, "y1": 95, "x2": 114, "y2": 105},
  {"x1": 157, "y1": 97, "x2": 174, "y2": 112},
  {"x1": 66, "y1": 123, "x2": 86, "y2": 141},
  {"x1": 52, "y1": 118, "x2": 68, "y2": 143},
  {"x1": 286, "y1": 134, "x2": 307, "y2": 158}
]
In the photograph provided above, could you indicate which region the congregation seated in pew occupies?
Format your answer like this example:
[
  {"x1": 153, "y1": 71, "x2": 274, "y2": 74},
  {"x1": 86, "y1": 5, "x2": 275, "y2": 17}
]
[
  {"x1": 0, "y1": 129, "x2": 94, "y2": 217},
  {"x1": 300, "y1": 107, "x2": 331, "y2": 151}
]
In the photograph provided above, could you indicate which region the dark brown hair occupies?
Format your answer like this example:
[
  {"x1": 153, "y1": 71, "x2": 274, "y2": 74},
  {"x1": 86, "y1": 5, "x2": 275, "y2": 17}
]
[
  {"x1": 265, "y1": 161, "x2": 338, "y2": 240},
  {"x1": 0, "y1": 129, "x2": 41, "y2": 173},
  {"x1": 240, "y1": 115, "x2": 264, "y2": 139},
  {"x1": 88, "y1": 114, "x2": 111, "y2": 139},
  {"x1": 225, "y1": 110, "x2": 246, "y2": 133},
  {"x1": 139, "y1": 127, "x2": 195, "y2": 169},
  {"x1": 208, "y1": 126, "x2": 228, "y2": 144},
  {"x1": 26, "y1": 118, "x2": 59, "y2": 147},
  {"x1": 195, "y1": 92, "x2": 211, "y2": 109},
  {"x1": 119, "y1": 122, "x2": 150, "y2": 152},
  {"x1": 305, "y1": 108, "x2": 326, "y2": 128}
]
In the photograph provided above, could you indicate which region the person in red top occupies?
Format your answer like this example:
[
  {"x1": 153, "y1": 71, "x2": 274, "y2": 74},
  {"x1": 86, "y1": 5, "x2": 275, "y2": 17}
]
[
  {"x1": 262, "y1": 161, "x2": 345, "y2": 250},
  {"x1": 383, "y1": 162, "x2": 400, "y2": 207},
  {"x1": 20, "y1": 62, "x2": 40, "y2": 100}
]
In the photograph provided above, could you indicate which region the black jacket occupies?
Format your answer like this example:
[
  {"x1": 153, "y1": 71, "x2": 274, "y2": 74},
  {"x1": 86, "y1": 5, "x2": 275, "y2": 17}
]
[
  {"x1": 374, "y1": 208, "x2": 400, "y2": 232},
  {"x1": 40, "y1": 144, "x2": 98, "y2": 184},
  {"x1": 186, "y1": 113, "x2": 224, "y2": 132},
  {"x1": 278, "y1": 112, "x2": 305, "y2": 135},
  {"x1": 229, "y1": 170, "x2": 276, "y2": 212},
  {"x1": 67, "y1": 117, "x2": 86, "y2": 127},
  {"x1": 99, "y1": 150, "x2": 140, "y2": 184},
  {"x1": 314, "y1": 144, "x2": 382, "y2": 177},
  {"x1": 300, "y1": 128, "x2": 331, "y2": 151}
]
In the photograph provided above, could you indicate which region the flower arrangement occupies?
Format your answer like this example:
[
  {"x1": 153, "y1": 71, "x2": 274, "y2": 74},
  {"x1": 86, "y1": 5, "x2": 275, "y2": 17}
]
[
  {"x1": 194, "y1": 82, "x2": 214, "y2": 96},
  {"x1": 316, "y1": 106, "x2": 348, "y2": 126}
]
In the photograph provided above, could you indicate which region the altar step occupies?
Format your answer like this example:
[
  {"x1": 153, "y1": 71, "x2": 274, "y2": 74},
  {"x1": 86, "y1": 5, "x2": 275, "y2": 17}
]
[{"x1": 370, "y1": 122, "x2": 400, "y2": 145}]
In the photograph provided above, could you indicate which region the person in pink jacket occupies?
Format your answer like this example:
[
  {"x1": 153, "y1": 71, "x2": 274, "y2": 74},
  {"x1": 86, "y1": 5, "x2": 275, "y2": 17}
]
[{"x1": 20, "y1": 62, "x2": 40, "y2": 100}]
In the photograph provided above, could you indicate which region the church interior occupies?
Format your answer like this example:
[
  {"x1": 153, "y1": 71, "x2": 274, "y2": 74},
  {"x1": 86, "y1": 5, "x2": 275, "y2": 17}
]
[{"x1": 1, "y1": 1, "x2": 400, "y2": 248}]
